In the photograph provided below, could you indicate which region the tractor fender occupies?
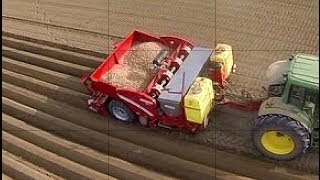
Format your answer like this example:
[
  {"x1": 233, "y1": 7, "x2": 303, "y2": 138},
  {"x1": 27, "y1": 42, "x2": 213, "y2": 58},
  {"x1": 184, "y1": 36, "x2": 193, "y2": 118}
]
[
  {"x1": 265, "y1": 60, "x2": 290, "y2": 89},
  {"x1": 258, "y1": 97, "x2": 312, "y2": 133}
]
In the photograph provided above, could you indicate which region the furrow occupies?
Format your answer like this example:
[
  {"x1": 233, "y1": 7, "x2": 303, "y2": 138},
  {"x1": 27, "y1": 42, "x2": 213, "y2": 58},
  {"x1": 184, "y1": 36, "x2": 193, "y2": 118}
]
[
  {"x1": 2, "y1": 35, "x2": 104, "y2": 68},
  {"x1": 2, "y1": 150, "x2": 60, "y2": 180},
  {"x1": 2, "y1": 25, "x2": 318, "y2": 178},
  {"x1": 1, "y1": 97, "x2": 220, "y2": 180},
  {"x1": 2, "y1": 30, "x2": 109, "y2": 58},
  {"x1": 2, "y1": 57, "x2": 86, "y2": 93},
  {"x1": 2, "y1": 113, "x2": 176, "y2": 180},
  {"x1": 2, "y1": 82, "x2": 313, "y2": 179},
  {"x1": 2, "y1": 68, "x2": 88, "y2": 109},
  {"x1": 2, "y1": 131, "x2": 115, "y2": 180},
  {"x1": 2, "y1": 45, "x2": 94, "y2": 78}
]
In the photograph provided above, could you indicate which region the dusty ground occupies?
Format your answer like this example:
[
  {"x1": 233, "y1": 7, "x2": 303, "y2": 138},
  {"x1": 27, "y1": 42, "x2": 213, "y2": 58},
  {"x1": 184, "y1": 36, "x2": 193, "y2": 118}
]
[
  {"x1": 3, "y1": 0, "x2": 318, "y2": 100},
  {"x1": 2, "y1": 30, "x2": 318, "y2": 180},
  {"x1": 2, "y1": 113, "x2": 180, "y2": 180},
  {"x1": 2, "y1": 0, "x2": 319, "y2": 178}
]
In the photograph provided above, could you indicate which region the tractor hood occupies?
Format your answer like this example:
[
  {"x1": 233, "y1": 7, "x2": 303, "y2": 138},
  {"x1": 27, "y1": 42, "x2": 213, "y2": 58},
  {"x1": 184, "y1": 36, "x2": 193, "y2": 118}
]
[{"x1": 265, "y1": 60, "x2": 290, "y2": 87}]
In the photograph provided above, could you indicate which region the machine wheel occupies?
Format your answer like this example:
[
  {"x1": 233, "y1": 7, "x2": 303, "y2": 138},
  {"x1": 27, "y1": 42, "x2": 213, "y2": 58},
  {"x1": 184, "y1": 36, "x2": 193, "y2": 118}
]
[
  {"x1": 252, "y1": 115, "x2": 310, "y2": 160},
  {"x1": 107, "y1": 100, "x2": 135, "y2": 122}
]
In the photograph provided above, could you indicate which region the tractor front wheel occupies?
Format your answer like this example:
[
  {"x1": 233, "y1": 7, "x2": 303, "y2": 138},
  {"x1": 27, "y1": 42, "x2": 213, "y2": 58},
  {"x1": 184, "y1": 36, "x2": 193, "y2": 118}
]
[{"x1": 252, "y1": 115, "x2": 310, "y2": 160}]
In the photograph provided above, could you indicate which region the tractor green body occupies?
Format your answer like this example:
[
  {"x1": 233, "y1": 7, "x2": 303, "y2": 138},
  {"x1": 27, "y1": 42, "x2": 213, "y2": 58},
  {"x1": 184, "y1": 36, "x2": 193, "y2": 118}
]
[{"x1": 259, "y1": 53, "x2": 319, "y2": 148}]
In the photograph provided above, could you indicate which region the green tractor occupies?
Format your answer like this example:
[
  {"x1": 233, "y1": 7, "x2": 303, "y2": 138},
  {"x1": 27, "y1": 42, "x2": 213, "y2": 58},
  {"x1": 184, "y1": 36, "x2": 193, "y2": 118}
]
[{"x1": 252, "y1": 53, "x2": 319, "y2": 160}]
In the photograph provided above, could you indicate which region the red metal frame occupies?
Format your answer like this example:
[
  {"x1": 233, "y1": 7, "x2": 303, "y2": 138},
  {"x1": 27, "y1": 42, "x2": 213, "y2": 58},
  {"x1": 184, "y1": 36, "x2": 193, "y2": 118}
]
[
  {"x1": 81, "y1": 30, "x2": 207, "y2": 133},
  {"x1": 217, "y1": 97, "x2": 263, "y2": 111},
  {"x1": 81, "y1": 30, "x2": 264, "y2": 133}
]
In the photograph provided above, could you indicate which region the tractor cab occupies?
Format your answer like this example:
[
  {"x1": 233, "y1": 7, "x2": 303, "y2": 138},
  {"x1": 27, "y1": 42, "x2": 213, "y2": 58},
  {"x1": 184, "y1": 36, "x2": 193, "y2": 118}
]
[
  {"x1": 282, "y1": 53, "x2": 319, "y2": 126},
  {"x1": 286, "y1": 86, "x2": 319, "y2": 121}
]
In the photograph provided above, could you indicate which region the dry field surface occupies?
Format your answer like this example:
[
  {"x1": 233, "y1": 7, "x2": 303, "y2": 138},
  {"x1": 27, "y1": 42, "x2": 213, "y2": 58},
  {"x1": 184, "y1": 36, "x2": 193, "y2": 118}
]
[{"x1": 2, "y1": 0, "x2": 319, "y2": 179}]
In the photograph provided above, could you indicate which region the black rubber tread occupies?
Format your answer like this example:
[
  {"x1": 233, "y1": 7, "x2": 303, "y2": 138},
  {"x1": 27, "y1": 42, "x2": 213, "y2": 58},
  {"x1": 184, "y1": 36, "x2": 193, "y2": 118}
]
[
  {"x1": 107, "y1": 99, "x2": 136, "y2": 123},
  {"x1": 252, "y1": 115, "x2": 310, "y2": 160}
]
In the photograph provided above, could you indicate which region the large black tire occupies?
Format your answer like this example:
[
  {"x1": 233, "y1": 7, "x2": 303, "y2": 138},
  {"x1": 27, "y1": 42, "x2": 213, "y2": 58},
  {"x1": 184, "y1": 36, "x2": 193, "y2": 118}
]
[
  {"x1": 107, "y1": 100, "x2": 136, "y2": 122},
  {"x1": 252, "y1": 115, "x2": 310, "y2": 160}
]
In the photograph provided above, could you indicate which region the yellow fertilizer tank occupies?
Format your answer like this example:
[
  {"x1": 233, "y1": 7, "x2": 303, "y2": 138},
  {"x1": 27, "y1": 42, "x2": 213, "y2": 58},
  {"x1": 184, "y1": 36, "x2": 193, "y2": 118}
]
[
  {"x1": 184, "y1": 77, "x2": 214, "y2": 124},
  {"x1": 212, "y1": 44, "x2": 234, "y2": 77}
]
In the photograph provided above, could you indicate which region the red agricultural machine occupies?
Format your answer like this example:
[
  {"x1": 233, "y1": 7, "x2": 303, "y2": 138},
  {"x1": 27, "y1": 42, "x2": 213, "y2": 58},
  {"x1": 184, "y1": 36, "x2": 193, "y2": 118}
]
[
  {"x1": 82, "y1": 31, "x2": 213, "y2": 132},
  {"x1": 81, "y1": 30, "x2": 319, "y2": 160},
  {"x1": 81, "y1": 30, "x2": 239, "y2": 132}
]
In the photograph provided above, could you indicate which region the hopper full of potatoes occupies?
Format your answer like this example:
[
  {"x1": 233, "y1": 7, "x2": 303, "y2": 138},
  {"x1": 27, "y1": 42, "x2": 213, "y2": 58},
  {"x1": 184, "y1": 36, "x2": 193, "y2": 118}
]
[{"x1": 102, "y1": 41, "x2": 165, "y2": 91}]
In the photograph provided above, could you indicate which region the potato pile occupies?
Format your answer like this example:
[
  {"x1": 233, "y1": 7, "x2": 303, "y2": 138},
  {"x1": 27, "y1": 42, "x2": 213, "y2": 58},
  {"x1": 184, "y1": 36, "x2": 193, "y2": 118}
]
[{"x1": 102, "y1": 41, "x2": 165, "y2": 91}]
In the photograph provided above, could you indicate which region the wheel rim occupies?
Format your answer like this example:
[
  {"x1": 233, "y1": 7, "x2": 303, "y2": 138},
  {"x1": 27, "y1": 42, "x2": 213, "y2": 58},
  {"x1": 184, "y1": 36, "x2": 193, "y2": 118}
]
[
  {"x1": 261, "y1": 131, "x2": 295, "y2": 155},
  {"x1": 112, "y1": 106, "x2": 129, "y2": 121}
]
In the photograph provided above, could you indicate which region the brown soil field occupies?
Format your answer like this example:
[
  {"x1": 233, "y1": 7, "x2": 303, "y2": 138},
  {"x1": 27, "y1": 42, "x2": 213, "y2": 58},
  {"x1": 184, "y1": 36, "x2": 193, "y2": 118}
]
[
  {"x1": 2, "y1": 0, "x2": 319, "y2": 179},
  {"x1": 2, "y1": 30, "x2": 318, "y2": 179}
]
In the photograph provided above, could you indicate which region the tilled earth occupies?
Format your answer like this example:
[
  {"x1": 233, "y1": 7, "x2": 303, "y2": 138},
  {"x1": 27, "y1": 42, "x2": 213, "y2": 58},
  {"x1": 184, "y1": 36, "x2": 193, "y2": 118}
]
[
  {"x1": 2, "y1": 28, "x2": 318, "y2": 180},
  {"x1": 2, "y1": 32, "x2": 255, "y2": 180},
  {"x1": 2, "y1": 0, "x2": 319, "y2": 179}
]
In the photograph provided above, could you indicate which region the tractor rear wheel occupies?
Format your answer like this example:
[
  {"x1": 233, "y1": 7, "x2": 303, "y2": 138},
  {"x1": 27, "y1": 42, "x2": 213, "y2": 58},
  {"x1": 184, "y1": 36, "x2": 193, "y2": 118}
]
[
  {"x1": 252, "y1": 115, "x2": 310, "y2": 160},
  {"x1": 107, "y1": 100, "x2": 135, "y2": 122}
]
